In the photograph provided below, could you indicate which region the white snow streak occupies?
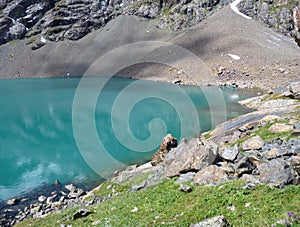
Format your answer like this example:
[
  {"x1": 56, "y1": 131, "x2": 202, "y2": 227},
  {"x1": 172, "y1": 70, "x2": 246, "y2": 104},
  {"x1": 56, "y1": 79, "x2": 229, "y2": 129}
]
[
  {"x1": 40, "y1": 36, "x2": 47, "y2": 43},
  {"x1": 228, "y1": 54, "x2": 241, "y2": 60},
  {"x1": 230, "y1": 0, "x2": 251, "y2": 20}
]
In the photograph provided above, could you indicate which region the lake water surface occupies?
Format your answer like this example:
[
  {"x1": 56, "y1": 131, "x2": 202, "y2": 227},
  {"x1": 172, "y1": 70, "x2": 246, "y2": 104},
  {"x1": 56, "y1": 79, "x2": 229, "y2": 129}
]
[{"x1": 0, "y1": 77, "x2": 256, "y2": 201}]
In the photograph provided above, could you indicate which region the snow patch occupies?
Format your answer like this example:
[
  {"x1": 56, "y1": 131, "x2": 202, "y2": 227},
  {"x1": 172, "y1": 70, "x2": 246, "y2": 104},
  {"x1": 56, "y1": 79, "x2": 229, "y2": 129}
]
[
  {"x1": 230, "y1": 0, "x2": 251, "y2": 20},
  {"x1": 228, "y1": 54, "x2": 241, "y2": 60},
  {"x1": 40, "y1": 36, "x2": 47, "y2": 43}
]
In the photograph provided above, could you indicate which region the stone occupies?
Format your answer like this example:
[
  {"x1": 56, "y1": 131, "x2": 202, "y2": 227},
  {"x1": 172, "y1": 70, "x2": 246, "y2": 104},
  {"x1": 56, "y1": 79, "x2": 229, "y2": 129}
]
[
  {"x1": 131, "y1": 180, "x2": 147, "y2": 191},
  {"x1": 130, "y1": 206, "x2": 139, "y2": 212},
  {"x1": 179, "y1": 184, "x2": 192, "y2": 192},
  {"x1": 259, "y1": 115, "x2": 281, "y2": 124},
  {"x1": 258, "y1": 99, "x2": 297, "y2": 110},
  {"x1": 190, "y1": 215, "x2": 229, "y2": 227},
  {"x1": 217, "y1": 162, "x2": 235, "y2": 174},
  {"x1": 294, "y1": 122, "x2": 300, "y2": 129},
  {"x1": 227, "y1": 131, "x2": 241, "y2": 143},
  {"x1": 151, "y1": 134, "x2": 178, "y2": 166},
  {"x1": 175, "y1": 172, "x2": 196, "y2": 184},
  {"x1": 292, "y1": 129, "x2": 300, "y2": 136},
  {"x1": 241, "y1": 136, "x2": 264, "y2": 151},
  {"x1": 38, "y1": 195, "x2": 46, "y2": 203},
  {"x1": 194, "y1": 165, "x2": 228, "y2": 185},
  {"x1": 72, "y1": 209, "x2": 92, "y2": 220},
  {"x1": 234, "y1": 156, "x2": 257, "y2": 176},
  {"x1": 269, "y1": 123, "x2": 293, "y2": 133},
  {"x1": 271, "y1": 219, "x2": 292, "y2": 227},
  {"x1": 258, "y1": 159, "x2": 293, "y2": 186},
  {"x1": 54, "y1": 179, "x2": 60, "y2": 185},
  {"x1": 68, "y1": 188, "x2": 86, "y2": 199},
  {"x1": 219, "y1": 145, "x2": 239, "y2": 161},
  {"x1": 288, "y1": 82, "x2": 300, "y2": 99},
  {"x1": 65, "y1": 184, "x2": 76, "y2": 191},
  {"x1": 241, "y1": 183, "x2": 256, "y2": 190},
  {"x1": 166, "y1": 138, "x2": 219, "y2": 178},
  {"x1": 7, "y1": 198, "x2": 18, "y2": 205},
  {"x1": 8, "y1": 22, "x2": 27, "y2": 40}
]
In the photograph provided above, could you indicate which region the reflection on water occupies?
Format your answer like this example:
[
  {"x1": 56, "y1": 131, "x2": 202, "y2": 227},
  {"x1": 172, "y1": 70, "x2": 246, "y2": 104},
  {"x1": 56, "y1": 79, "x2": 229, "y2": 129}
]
[{"x1": 0, "y1": 77, "x2": 256, "y2": 201}]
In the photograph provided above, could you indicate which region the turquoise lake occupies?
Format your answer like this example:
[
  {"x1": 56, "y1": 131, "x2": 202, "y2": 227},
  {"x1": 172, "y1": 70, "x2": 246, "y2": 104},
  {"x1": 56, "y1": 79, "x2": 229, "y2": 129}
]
[{"x1": 0, "y1": 77, "x2": 256, "y2": 201}]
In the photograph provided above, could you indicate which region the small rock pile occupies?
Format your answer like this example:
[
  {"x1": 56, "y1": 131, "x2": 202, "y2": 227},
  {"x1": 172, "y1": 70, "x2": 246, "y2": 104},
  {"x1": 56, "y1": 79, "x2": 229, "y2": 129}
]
[{"x1": 0, "y1": 183, "x2": 102, "y2": 226}]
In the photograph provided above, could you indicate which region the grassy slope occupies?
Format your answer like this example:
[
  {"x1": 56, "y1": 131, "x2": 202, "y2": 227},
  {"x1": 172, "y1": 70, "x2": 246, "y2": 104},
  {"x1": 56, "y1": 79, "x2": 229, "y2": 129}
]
[{"x1": 16, "y1": 178, "x2": 300, "y2": 226}]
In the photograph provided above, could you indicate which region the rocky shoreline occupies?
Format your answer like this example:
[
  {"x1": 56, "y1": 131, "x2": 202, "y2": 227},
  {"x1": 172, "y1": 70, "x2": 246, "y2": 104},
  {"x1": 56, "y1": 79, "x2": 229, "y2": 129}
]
[{"x1": 3, "y1": 82, "x2": 300, "y2": 226}]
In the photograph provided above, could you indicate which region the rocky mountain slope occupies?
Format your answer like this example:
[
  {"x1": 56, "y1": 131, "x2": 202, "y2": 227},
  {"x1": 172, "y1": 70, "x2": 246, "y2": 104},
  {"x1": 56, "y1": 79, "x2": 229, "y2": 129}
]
[
  {"x1": 1, "y1": 3, "x2": 299, "y2": 91},
  {"x1": 0, "y1": 0, "x2": 299, "y2": 50}
]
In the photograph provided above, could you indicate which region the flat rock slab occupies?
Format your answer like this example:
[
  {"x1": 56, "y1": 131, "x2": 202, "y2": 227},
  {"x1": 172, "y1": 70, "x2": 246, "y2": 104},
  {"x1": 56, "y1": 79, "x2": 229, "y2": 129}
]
[
  {"x1": 241, "y1": 136, "x2": 264, "y2": 151},
  {"x1": 268, "y1": 123, "x2": 293, "y2": 133}
]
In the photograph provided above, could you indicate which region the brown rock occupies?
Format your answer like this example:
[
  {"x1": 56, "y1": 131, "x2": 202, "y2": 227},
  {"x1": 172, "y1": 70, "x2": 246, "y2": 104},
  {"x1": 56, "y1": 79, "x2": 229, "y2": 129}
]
[
  {"x1": 151, "y1": 134, "x2": 177, "y2": 166},
  {"x1": 269, "y1": 123, "x2": 293, "y2": 133},
  {"x1": 193, "y1": 165, "x2": 228, "y2": 185},
  {"x1": 259, "y1": 115, "x2": 281, "y2": 124},
  {"x1": 241, "y1": 136, "x2": 264, "y2": 151}
]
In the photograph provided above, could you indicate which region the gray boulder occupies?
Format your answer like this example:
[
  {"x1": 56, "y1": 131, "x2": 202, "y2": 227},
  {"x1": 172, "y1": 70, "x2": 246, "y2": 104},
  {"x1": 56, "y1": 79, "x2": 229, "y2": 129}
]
[
  {"x1": 166, "y1": 138, "x2": 219, "y2": 178},
  {"x1": 8, "y1": 22, "x2": 26, "y2": 39},
  {"x1": 193, "y1": 165, "x2": 228, "y2": 185},
  {"x1": 258, "y1": 159, "x2": 293, "y2": 186}
]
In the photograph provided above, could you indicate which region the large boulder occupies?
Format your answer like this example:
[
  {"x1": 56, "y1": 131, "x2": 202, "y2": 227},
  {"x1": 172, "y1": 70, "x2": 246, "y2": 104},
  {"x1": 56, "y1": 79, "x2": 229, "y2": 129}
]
[
  {"x1": 258, "y1": 159, "x2": 293, "y2": 186},
  {"x1": 165, "y1": 138, "x2": 219, "y2": 178},
  {"x1": 193, "y1": 165, "x2": 228, "y2": 185}
]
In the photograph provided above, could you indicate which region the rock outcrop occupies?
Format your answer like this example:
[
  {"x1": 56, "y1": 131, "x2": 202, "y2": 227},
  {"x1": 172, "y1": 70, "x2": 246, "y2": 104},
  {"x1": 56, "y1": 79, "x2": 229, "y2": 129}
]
[
  {"x1": 239, "y1": 0, "x2": 299, "y2": 42},
  {"x1": 151, "y1": 133, "x2": 178, "y2": 166},
  {"x1": 1, "y1": 0, "x2": 299, "y2": 49}
]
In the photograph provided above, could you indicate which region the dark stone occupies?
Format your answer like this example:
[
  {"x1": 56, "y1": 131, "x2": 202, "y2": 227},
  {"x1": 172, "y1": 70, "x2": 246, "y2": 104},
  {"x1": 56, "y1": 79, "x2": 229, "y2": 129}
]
[
  {"x1": 72, "y1": 209, "x2": 92, "y2": 220},
  {"x1": 258, "y1": 159, "x2": 293, "y2": 187},
  {"x1": 68, "y1": 188, "x2": 86, "y2": 199}
]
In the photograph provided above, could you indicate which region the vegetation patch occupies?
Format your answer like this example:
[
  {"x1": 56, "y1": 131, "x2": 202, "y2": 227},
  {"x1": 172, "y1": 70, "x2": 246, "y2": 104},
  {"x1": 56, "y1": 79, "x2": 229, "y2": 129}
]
[{"x1": 16, "y1": 179, "x2": 300, "y2": 226}]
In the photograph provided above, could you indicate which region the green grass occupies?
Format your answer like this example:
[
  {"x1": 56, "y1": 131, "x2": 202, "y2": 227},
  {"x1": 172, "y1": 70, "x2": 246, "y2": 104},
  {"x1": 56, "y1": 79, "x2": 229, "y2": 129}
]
[
  {"x1": 16, "y1": 179, "x2": 300, "y2": 226},
  {"x1": 227, "y1": 120, "x2": 294, "y2": 148}
]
